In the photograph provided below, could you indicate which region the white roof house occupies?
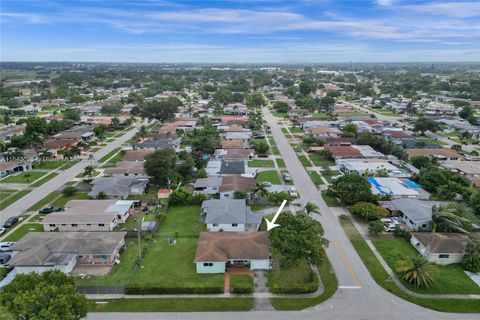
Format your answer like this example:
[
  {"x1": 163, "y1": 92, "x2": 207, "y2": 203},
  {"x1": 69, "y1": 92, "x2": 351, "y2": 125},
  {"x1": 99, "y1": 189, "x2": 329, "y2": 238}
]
[
  {"x1": 368, "y1": 177, "x2": 429, "y2": 199},
  {"x1": 337, "y1": 159, "x2": 408, "y2": 177}
]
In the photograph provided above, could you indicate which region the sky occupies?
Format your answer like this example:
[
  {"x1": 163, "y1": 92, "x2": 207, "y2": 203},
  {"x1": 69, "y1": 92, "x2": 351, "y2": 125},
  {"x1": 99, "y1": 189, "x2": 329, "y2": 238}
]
[{"x1": 1, "y1": 0, "x2": 479, "y2": 63}]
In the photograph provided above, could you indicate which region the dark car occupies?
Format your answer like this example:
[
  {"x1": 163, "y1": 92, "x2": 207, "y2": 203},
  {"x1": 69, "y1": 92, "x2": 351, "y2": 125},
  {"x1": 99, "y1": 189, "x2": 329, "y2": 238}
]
[
  {"x1": 253, "y1": 134, "x2": 265, "y2": 139},
  {"x1": 39, "y1": 206, "x2": 61, "y2": 214},
  {"x1": 3, "y1": 216, "x2": 18, "y2": 228},
  {"x1": 0, "y1": 253, "x2": 11, "y2": 264}
]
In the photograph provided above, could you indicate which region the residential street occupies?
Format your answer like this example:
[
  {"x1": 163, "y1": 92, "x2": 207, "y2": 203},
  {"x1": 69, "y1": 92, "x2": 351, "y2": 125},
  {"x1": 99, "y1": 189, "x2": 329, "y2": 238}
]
[
  {"x1": 0, "y1": 121, "x2": 146, "y2": 225},
  {"x1": 87, "y1": 108, "x2": 479, "y2": 320}
]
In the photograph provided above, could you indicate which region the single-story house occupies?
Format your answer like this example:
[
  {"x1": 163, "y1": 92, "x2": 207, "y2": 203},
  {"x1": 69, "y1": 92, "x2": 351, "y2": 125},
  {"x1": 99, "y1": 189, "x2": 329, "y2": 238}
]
[
  {"x1": 42, "y1": 200, "x2": 135, "y2": 232},
  {"x1": 53, "y1": 131, "x2": 94, "y2": 142},
  {"x1": 193, "y1": 176, "x2": 222, "y2": 196},
  {"x1": 43, "y1": 139, "x2": 78, "y2": 156},
  {"x1": 440, "y1": 161, "x2": 480, "y2": 183},
  {"x1": 305, "y1": 126, "x2": 342, "y2": 139},
  {"x1": 201, "y1": 199, "x2": 263, "y2": 232},
  {"x1": 6, "y1": 232, "x2": 126, "y2": 275},
  {"x1": 410, "y1": 232, "x2": 471, "y2": 265},
  {"x1": 220, "y1": 140, "x2": 247, "y2": 149},
  {"x1": 221, "y1": 132, "x2": 252, "y2": 142},
  {"x1": 205, "y1": 160, "x2": 257, "y2": 178},
  {"x1": 337, "y1": 159, "x2": 408, "y2": 178},
  {"x1": 214, "y1": 148, "x2": 254, "y2": 161},
  {"x1": 404, "y1": 149, "x2": 462, "y2": 161},
  {"x1": 122, "y1": 150, "x2": 154, "y2": 162},
  {"x1": 0, "y1": 125, "x2": 25, "y2": 143},
  {"x1": 133, "y1": 139, "x2": 181, "y2": 152},
  {"x1": 219, "y1": 175, "x2": 255, "y2": 199},
  {"x1": 323, "y1": 145, "x2": 385, "y2": 160},
  {"x1": 369, "y1": 177, "x2": 430, "y2": 200},
  {"x1": 194, "y1": 232, "x2": 270, "y2": 273},
  {"x1": 89, "y1": 176, "x2": 149, "y2": 198},
  {"x1": 103, "y1": 161, "x2": 145, "y2": 177},
  {"x1": 380, "y1": 198, "x2": 434, "y2": 231},
  {"x1": 0, "y1": 160, "x2": 32, "y2": 178},
  {"x1": 220, "y1": 116, "x2": 249, "y2": 126}
]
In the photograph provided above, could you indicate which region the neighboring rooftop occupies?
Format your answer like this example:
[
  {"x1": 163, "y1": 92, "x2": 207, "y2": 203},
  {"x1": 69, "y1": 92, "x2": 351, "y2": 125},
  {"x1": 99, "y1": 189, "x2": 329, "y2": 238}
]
[{"x1": 411, "y1": 232, "x2": 471, "y2": 254}]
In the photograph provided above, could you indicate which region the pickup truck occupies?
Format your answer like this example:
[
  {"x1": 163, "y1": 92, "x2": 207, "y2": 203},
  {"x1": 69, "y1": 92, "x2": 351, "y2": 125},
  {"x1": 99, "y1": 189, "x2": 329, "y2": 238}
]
[{"x1": 39, "y1": 206, "x2": 62, "y2": 214}]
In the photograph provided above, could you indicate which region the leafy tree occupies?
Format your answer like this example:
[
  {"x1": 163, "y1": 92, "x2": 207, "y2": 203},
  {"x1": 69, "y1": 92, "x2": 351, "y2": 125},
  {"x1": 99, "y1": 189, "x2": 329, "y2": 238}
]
[
  {"x1": 413, "y1": 117, "x2": 439, "y2": 135},
  {"x1": 431, "y1": 205, "x2": 471, "y2": 233},
  {"x1": 319, "y1": 96, "x2": 335, "y2": 111},
  {"x1": 63, "y1": 108, "x2": 81, "y2": 121},
  {"x1": 469, "y1": 191, "x2": 480, "y2": 215},
  {"x1": 191, "y1": 126, "x2": 220, "y2": 154},
  {"x1": 349, "y1": 202, "x2": 389, "y2": 221},
  {"x1": 101, "y1": 104, "x2": 122, "y2": 114},
  {"x1": 82, "y1": 165, "x2": 95, "y2": 179},
  {"x1": 459, "y1": 105, "x2": 474, "y2": 120},
  {"x1": 410, "y1": 155, "x2": 435, "y2": 169},
  {"x1": 331, "y1": 174, "x2": 373, "y2": 205},
  {"x1": 396, "y1": 255, "x2": 438, "y2": 288},
  {"x1": 168, "y1": 189, "x2": 192, "y2": 206},
  {"x1": 273, "y1": 101, "x2": 289, "y2": 113},
  {"x1": 0, "y1": 270, "x2": 88, "y2": 320},
  {"x1": 267, "y1": 191, "x2": 293, "y2": 205},
  {"x1": 140, "y1": 97, "x2": 181, "y2": 122},
  {"x1": 463, "y1": 238, "x2": 480, "y2": 272},
  {"x1": 368, "y1": 220, "x2": 385, "y2": 237},
  {"x1": 97, "y1": 191, "x2": 107, "y2": 199},
  {"x1": 252, "y1": 140, "x2": 269, "y2": 155},
  {"x1": 269, "y1": 213, "x2": 328, "y2": 267},
  {"x1": 341, "y1": 124, "x2": 358, "y2": 137},
  {"x1": 144, "y1": 148, "x2": 177, "y2": 186},
  {"x1": 93, "y1": 124, "x2": 108, "y2": 137},
  {"x1": 299, "y1": 81, "x2": 315, "y2": 96},
  {"x1": 304, "y1": 202, "x2": 320, "y2": 216},
  {"x1": 176, "y1": 155, "x2": 195, "y2": 181},
  {"x1": 233, "y1": 190, "x2": 247, "y2": 199}
]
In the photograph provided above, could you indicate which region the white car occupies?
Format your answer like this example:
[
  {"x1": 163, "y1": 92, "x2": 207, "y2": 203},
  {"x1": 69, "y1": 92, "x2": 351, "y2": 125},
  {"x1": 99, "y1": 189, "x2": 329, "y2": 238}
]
[
  {"x1": 0, "y1": 242, "x2": 15, "y2": 252},
  {"x1": 283, "y1": 173, "x2": 292, "y2": 182},
  {"x1": 384, "y1": 223, "x2": 399, "y2": 232},
  {"x1": 289, "y1": 187, "x2": 298, "y2": 198}
]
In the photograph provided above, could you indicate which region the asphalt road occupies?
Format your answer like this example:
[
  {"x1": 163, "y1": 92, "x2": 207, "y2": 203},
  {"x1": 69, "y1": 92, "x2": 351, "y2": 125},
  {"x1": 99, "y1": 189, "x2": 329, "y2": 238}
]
[
  {"x1": 87, "y1": 109, "x2": 479, "y2": 319},
  {"x1": 0, "y1": 122, "x2": 145, "y2": 225}
]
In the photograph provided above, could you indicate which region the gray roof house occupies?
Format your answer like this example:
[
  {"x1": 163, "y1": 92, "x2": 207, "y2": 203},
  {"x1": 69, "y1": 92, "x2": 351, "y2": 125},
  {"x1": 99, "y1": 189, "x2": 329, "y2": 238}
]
[
  {"x1": 410, "y1": 232, "x2": 471, "y2": 265},
  {"x1": 201, "y1": 199, "x2": 263, "y2": 232},
  {"x1": 193, "y1": 177, "x2": 222, "y2": 195},
  {"x1": 380, "y1": 198, "x2": 434, "y2": 231},
  {"x1": 205, "y1": 160, "x2": 257, "y2": 178},
  {"x1": 89, "y1": 176, "x2": 149, "y2": 198},
  {"x1": 5, "y1": 232, "x2": 126, "y2": 280}
]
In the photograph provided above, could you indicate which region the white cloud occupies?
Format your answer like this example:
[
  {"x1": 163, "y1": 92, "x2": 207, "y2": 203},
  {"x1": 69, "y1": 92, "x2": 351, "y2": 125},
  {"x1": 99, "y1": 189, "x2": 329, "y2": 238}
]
[
  {"x1": 376, "y1": 0, "x2": 394, "y2": 6},
  {"x1": 404, "y1": 1, "x2": 480, "y2": 18}
]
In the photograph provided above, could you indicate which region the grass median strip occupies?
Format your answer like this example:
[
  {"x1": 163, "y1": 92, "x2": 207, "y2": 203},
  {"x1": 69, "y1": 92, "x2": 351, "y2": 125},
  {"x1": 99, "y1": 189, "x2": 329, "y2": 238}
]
[
  {"x1": 3, "y1": 223, "x2": 44, "y2": 242},
  {"x1": 340, "y1": 216, "x2": 480, "y2": 313},
  {"x1": 31, "y1": 172, "x2": 59, "y2": 187},
  {"x1": 98, "y1": 147, "x2": 122, "y2": 163},
  {"x1": 0, "y1": 190, "x2": 31, "y2": 209},
  {"x1": 28, "y1": 191, "x2": 62, "y2": 211}
]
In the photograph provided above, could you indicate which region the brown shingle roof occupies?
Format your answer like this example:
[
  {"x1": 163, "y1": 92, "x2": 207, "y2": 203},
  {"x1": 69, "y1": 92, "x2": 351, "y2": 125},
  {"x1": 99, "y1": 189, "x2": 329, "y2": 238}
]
[
  {"x1": 325, "y1": 146, "x2": 362, "y2": 157},
  {"x1": 43, "y1": 139, "x2": 78, "y2": 150},
  {"x1": 405, "y1": 149, "x2": 462, "y2": 158},
  {"x1": 221, "y1": 140, "x2": 245, "y2": 149},
  {"x1": 411, "y1": 232, "x2": 471, "y2": 254},
  {"x1": 219, "y1": 175, "x2": 255, "y2": 193},
  {"x1": 195, "y1": 232, "x2": 269, "y2": 262},
  {"x1": 122, "y1": 150, "x2": 154, "y2": 162}
]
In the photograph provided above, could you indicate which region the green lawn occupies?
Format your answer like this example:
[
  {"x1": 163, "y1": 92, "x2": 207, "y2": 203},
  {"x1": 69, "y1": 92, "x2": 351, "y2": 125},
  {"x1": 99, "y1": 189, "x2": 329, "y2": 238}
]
[
  {"x1": 89, "y1": 298, "x2": 253, "y2": 312},
  {"x1": 78, "y1": 206, "x2": 224, "y2": 290},
  {"x1": 52, "y1": 192, "x2": 91, "y2": 207},
  {"x1": 28, "y1": 191, "x2": 62, "y2": 211},
  {"x1": 247, "y1": 160, "x2": 275, "y2": 168},
  {"x1": 0, "y1": 190, "x2": 15, "y2": 199},
  {"x1": 288, "y1": 127, "x2": 303, "y2": 133},
  {"x1": 308, "y1": 171, "x2": 323, "y2": 185},
  {"x1": 373, "y1": 238, "x2": 480, "y2": 294},
  {"x1": 298, "y1": 155, "x2": 311, "y2": 167},
  {"x1": 116, "y1": 211, "x2": 158, "y2": 232},
  {"x1": 321, "y1": 190, "x2": 341, "y2": 207},
  {"x1": 60, "y1": 159, "x2": 81, "y2": 170},
  {"x1": 256, "y1": 170, "x2": 281, "y2": 184},
  {"x1": 268, "y1": 138, "x2": 276, "y2": 146},
  {"x1": 268, "y1": 255, "x2": 317, "y2": 293},
  {"x1": 275, "y1": 159, "x2": 286, "y2": 168},
  {"x1": 271, "y1": 257, "x2": 338, "y2": 310},
  {"x1": 3, "y1": 223, "x2": 44, "y2": 242},
  {"x1": 309, "y1": 154, "x2": 335, "y2": 167},
  {"x1": 1, "y1": 171, "x2": 48, "y2": 184},
  {"x1": 376, "y1": 110, "x2": 402, "y2": 117},
  {"x1": 99, "y1": 147, "x2": 122, "y2": 163},
  {"x1": 415, "y1": 138, "x2": 448, "y2": 146},
  {"x1": 31, "y1": 172, "x2": 59, "y2": 187},
  {"x1": 230, "y1": 275, "x2": 253, "y2": 293},
  {"x1": 249, "y1": 203, "x2": 273, "y2": 212},
  {"x1": 322, "y1": 170, "x2": 341, "y2": 184},
  {"x1": 32, "y1": 161, "x2": 67, "y2": 170},
  {"x1": 75, "y1": 170, "x2": 101, "y2": 178},
  {"x1": 127, "y1": 187, "x2": 159, "y2": 201},
  {"x1": 340, "y1": 216, "x2": 480, "y2": 313},
  {"x1": 0, "y1": 190, "x2": 31, "y2": 209},
  {"x1": 270, "y1": 146, "x2": 280, "y2": 155}
]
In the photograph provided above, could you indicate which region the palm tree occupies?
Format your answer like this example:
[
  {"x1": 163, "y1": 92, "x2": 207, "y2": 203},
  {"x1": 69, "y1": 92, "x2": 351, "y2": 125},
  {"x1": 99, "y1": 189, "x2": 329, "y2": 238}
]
[
  {"x1": 304, "y1": 202, "x2": 320, "y2": 216},
  {"x1": 396, "y1": 255, "x2": 438, "y2": 288},
  {"x1": 38, "y1": 150, "x2": 53, "y2": 162},
  {"x1": 138, "y1": 125, "x2": 149, "y2": 142},
  {"x1": 83, "y1": 165, "x2": 95, "y2": 178},
  {"x1": 431, "y1": 206, "x2": 469, "y2": 233}
]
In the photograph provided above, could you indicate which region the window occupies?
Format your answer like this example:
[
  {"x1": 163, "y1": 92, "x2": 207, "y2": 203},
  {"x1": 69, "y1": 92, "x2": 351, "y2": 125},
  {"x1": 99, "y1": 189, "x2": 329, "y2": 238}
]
[
  {"x1": 224, "y1": 194, "x2": 229, "y2": 197},
  {"x1": 232, "y1": 223, "x2": 238, "y2": 227},
  {"x1": 439, "y1": 254, "x2": 450, "y2": 259},
  {"x1": 71, "y1": 224, "x2": 78, "y2": 227},
  {"x1": 100, "y1": 255, "x2": 108, "y2": 259},
  {"x1": 49, "y1": 224, "x2": 56, "y2": 227},
  {"x1": 203, "y1": 263, "x2": 213, "y2": 267},
  {"x1": 212, "y1": 223, "x2": 218, "y2": 227},
  {"x1": 99, "y1": 223, "x2": 105, "y2": 227},
  {"x1": 87, "y1": 224, "x2": 91, "y2": 226}
]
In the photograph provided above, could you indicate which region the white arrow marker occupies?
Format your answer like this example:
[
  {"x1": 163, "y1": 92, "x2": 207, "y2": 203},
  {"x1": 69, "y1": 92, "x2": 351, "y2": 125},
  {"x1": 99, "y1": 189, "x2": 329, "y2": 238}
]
[{"x1": 265, "y1": 199, "x2": 287, "y2": 231}]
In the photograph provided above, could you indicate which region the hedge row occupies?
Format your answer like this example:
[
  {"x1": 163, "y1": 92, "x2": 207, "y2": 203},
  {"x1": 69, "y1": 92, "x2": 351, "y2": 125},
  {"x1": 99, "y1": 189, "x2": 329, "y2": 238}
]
[
  {"x1": 125, "y1": 284, "x2": 223, "y2": 295},
  {"x1": 269, "y1": 271, "x2": 319, "y2": 294},
  {"x1": 231, "y1": 283, "x2": 253, "y2": 294}
]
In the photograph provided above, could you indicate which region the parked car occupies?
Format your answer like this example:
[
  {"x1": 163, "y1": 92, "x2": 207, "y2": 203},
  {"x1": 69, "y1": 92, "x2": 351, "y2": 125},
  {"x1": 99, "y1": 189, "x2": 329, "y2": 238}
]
[
  {"x1": 384, "y1": 223, "x2": 399, "y2": 232},
  {"x1": 253, "y1": 134, "x2": 265, "y2": 139},
  {"x1": 0, "y1": 242, "x2": 15, "y2": 252},
  {"x1": 39, "y1": 206, "x2": 62, "y2": 214},
  {"x1": 0, "y1": 228, "x2": 6, "y2": 236},
  {"x1": 0, "y1": 252, "x2": 11, "y2": 264},
  {"x1": 261, "y1": 181, "x2": 272, "y2": 187},
  {"x1": 289, "y1": 187, "x2": 298, "y2": 198},
  {"x1": 3, "y1": 216, "x2": 18, "y2": 228},
  {"x1": 283, "y1": 173, "x2": 292, "y2": 182}
]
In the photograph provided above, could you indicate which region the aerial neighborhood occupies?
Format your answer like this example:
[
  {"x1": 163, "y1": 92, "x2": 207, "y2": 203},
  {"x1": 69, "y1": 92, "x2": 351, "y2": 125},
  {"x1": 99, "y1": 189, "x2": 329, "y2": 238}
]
[{"x1": 0, "y1": 62, "x2": 479, "y2": 316}]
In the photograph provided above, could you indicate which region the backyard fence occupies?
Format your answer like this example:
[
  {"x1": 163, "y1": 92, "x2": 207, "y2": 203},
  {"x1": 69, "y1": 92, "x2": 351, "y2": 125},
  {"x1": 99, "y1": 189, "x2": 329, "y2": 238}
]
[{"x1": 77, "y1": 285, "x2": 124, "y2": 295}]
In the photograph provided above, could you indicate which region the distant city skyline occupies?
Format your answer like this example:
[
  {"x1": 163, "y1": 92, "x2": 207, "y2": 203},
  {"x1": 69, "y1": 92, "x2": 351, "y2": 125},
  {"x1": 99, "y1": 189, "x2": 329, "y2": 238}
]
[{"x1": 1, "y1": 0, "x2": 479, "y2": 63}]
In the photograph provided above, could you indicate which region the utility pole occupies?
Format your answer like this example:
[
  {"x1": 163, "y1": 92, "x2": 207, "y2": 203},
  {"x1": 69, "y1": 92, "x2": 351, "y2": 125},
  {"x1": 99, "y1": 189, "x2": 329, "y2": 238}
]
[{"x1": 137, "y1": 216, "x2": 145, "y2": 263}]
